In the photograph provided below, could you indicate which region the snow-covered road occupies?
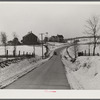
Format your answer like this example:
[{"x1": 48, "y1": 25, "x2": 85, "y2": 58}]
[{"x1": 4, "y1": 46, "x2": 70, "y2": 89}]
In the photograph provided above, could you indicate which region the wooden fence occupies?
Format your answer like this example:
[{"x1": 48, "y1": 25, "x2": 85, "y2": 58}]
[
  {"x1": 78, "y1": 50, "x2": 100, "y2": 56},
  {"x1": 0, "y1": 50, "x2": 35, "y2": 58}
]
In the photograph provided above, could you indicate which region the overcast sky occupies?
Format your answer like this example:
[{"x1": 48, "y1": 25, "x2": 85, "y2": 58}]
[{"x1": 0, "y1": 2, "x2": 100, "y2": 41}]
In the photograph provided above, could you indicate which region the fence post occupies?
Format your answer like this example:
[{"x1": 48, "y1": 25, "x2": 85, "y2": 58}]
[
  {"x1": 19, "y1": 51, "x2": 20, "y2": 56},
  {"x1": 13, "y1": 50, "x2": 15, "y2": 57},
  {"x1": 88, "y1": 48, "x2": 90, "y2": 56},
  {"x1": 85, "y1": 50, "x2": 86, "y2": 56},
  {"x1": 6, "y1": 50, "x2": 8, "y2": 59}
]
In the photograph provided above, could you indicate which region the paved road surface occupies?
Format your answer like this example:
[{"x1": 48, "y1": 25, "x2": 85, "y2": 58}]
[{"x1": 4, "y1": 47, "x2": 70, "y2": 89}]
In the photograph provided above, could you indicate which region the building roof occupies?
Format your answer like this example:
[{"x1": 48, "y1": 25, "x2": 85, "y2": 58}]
[
  {"x1": 23, "y1": 31, "x2": 37, "y2": 38},
  {"x1": 57, "y1": 34, "x2": 64, "y2": 38},
  {"x1": 51, "y1": 36, "x2": 57, "y2": 38}
]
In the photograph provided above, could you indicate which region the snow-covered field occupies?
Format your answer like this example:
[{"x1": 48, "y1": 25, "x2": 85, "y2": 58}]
[
  {"x1": 61, "y1": 43, "x2": 100, "y2": 90},
  {"x1": 0, "y1": 45, "x2": 46, "y2": 56},
  {"x1": 47, "y1": 42, "x2": 66, "y2": 50}
]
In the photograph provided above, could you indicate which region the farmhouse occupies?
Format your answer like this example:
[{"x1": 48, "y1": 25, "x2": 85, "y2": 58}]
[
  {"x1": 21, "y1": 31, "x2": 39, "y2": 45},
  {"x1": 57, "y1": 34, "x2": 64, "y2": 42},
  {"x1": 49, "y1": 34, "x2": 64, "y2": 42}
]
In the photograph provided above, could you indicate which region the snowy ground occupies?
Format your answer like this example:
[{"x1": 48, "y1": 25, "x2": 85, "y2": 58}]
[
  {"x1": 0, "y1": 56, "x2": 41, "y2": 88},
  {"x1": 47, "y1": 42, "x2": 66, "y2": 50},
  {"x1": 0, "y1": 42, "x2": 66, "y2": 88},
  {"x1": 61, "y1": 43, "x2": 100, "y2": 90},
  {"x1": 72, "y1": 56, "x2": 100, "y2": 89}
]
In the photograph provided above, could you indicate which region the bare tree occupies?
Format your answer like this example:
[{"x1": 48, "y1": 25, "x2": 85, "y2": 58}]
[
  {"x1": 84, "y1": 16, "x2": 100, "y2": 56},
  {"x1": 72, "y1": 39, "x2": 79, "y2": 59},
  {"x1": 66, "y1": 47, "x2": 74, "y2": 60},
  {"x1": 1, "y1": 32, "x2": 7, "y2": 56},
  {"x1": 13, "y1": 32, "x2": 17, "y2": 56}
]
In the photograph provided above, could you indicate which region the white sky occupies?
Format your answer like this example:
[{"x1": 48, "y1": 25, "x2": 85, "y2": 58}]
[{"x1": 0, "y1": 2, "x2": 100, "y2": 41}]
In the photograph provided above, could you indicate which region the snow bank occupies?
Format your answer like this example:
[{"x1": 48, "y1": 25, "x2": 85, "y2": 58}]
[
  {"x1": 61, "y1": 49, "x2": 84, "y2": 89},
  {"x1": 72, "y1": 56, "x2": 100, "y2": 89},
  {"x1": 61, "y1": 47, "x2": 100, "y2": 90}
]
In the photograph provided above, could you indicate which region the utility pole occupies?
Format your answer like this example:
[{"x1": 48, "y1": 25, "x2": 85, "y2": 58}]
[
  {"x1": 33, "y1": 44, "x2": 35, "y2": 57},
  {"x1": 40, "y1": 33, "x2": 45, "y2": 59},
  {"x1": 46, "y1": 32, "x2": 48, "y2": 42}
]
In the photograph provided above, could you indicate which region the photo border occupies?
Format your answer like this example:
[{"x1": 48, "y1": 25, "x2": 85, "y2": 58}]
[{"x1": 0, "y1": 0, "x2": 100, "y2": 99}]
